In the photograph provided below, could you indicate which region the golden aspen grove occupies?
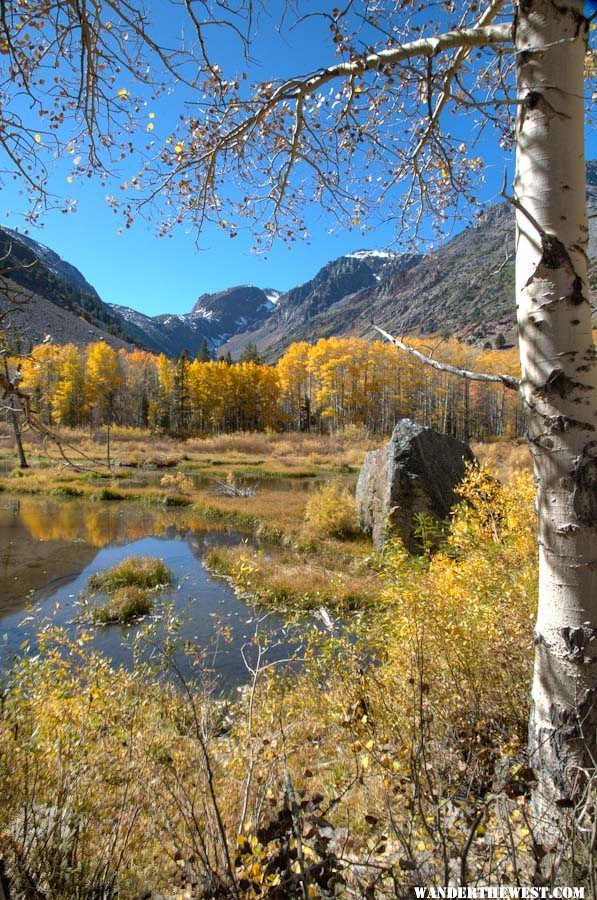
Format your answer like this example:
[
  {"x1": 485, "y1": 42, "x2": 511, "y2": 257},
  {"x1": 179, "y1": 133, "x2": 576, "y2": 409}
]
[{"x1": 14, "y1": 336, "x2": 521, "y2": 438}]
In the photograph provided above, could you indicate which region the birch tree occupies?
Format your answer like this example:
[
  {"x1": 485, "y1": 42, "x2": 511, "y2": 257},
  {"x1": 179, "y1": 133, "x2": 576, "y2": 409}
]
[{"x1": 0, "y1": 0, "x2": 594, "y2": 839}]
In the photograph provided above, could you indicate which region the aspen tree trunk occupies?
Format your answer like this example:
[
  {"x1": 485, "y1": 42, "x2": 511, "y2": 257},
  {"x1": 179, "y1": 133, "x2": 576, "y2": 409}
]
[
  {"x1": 2, "y1": 359, "x2": 27, "y2": 469},
  {"x1": 8, "y1": 394, "x2": 28, "y2": 469},
  {"x1": 515, "y1": 0, "x2": 594, "y2": 838}
]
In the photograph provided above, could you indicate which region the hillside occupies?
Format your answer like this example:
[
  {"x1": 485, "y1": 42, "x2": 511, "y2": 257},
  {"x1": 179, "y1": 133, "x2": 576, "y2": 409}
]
[
  {"x1": 0, "y1": 226, "x2": 278, "y2": 357},
  {"x1": 0, "y1": 227, "x2": 136, "y2": 351},
  {"x1": 223, "y1": 170, "x2": 597, "y2": 359},
  {"x1": 110, "y1": 285, "x2": 277, "y2": 357},
  {"x1": 2, "y1": 163, "x2": 595, "y2": 359}
]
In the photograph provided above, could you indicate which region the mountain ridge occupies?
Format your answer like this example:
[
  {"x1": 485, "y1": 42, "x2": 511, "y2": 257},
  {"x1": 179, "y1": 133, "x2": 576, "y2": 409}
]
[
  {"x1": 2, "y1": 164, "x2": 596, "y2": 358},
  {"x1": 221, "y1": 186, "x2": 597, "y2": 360}
]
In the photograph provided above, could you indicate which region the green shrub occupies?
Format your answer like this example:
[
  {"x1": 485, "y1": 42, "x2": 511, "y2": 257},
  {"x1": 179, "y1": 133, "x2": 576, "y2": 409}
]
[
  {"x1": 95, "y1": 487, "x2": 125, "y2": 501},
  {"x1": 88, "y1": 556, "x2": 172, "y2": 593},
  {"x1": 92, "y1": 585, "x2": 153, "y2": 624},
  {"x1": 303, "y1": 481, "x2": 359, "y2": 538},
  {"x1": 51, "y1": 485, "x2": 84, "y2": 498}
]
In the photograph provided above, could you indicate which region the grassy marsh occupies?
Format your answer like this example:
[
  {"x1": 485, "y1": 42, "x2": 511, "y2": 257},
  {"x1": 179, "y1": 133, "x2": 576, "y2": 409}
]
[
  {"x1": 86, "y1": 556, "x2": 173, "y2": 625},
  {"x1": 88, "y1": 556, "x2": 173, "y2": 593},
  {"x1": 0, "y1": 465, "x2": 557, "y2": 900},
  {"x1": 0, "y1": 429, "x2": 534, "y2": 622}
]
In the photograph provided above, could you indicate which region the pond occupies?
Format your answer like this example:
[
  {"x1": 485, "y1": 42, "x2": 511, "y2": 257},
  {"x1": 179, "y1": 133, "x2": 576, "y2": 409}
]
[
  {"x1": 0, "y1": 494, "x2": 304, "y2": 691},
  {"x1": 118, "y1": 468, "x2": 330, "y2": 492}
]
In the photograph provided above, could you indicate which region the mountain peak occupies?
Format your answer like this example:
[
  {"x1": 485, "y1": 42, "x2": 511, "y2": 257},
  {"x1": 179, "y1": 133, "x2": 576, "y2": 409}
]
[
  {"x1": 5, "y1": 162, "x2": 596, "y2": 361},
  {"x1": 345, "y1": 249, "x2": 396, "y2": 260}
]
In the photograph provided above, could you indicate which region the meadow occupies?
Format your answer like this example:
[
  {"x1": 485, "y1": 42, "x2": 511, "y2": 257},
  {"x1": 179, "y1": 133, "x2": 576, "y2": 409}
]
[{"x1": 3, "y1": 430, "x2": 588, "y2": 899}]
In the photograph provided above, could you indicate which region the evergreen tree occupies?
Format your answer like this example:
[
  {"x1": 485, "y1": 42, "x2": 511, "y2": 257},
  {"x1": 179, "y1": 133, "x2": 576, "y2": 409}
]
[
  {"x1": 239, "y1": 342, "x2": 263, "y2": 364},
  {"x1": 197, "y1": 338, "x2": 211, "y2": 362},
  {"x1": 172, "y1": 350, "x2": 191, "y2": 436}
]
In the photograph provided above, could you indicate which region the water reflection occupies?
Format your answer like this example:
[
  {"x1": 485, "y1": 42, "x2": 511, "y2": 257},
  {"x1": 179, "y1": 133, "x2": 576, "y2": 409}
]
[
  {"x1": 14, "y1": 495, "x2": 235, "y2": 547},
  {"x1": 124, "y1": 469, "x2": 325, "y2": 492},
  {"x1": 0, "y1": 495, "x2": 300, "y2": 690}
]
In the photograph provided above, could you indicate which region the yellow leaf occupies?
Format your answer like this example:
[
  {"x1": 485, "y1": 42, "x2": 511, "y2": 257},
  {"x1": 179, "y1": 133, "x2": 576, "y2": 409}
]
[
  {"x1": 117, "y1": 88, "x2": 128, "y2": 99},
  {"x1": 34, "y1": 134, "x2": 41, "y2": 143}
]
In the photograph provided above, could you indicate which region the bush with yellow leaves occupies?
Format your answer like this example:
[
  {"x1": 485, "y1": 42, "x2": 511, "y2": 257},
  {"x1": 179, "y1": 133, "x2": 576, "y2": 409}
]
[
  {"x1": 3, "y1": 465, "x2": 594, "y2": 897},
  {"x1": 374, "y1": 465, "x2": 537, "y2": 735},
  {"x1": 160, "y1": 470, "x2": 194, "y2": 494},
  {"x1": 303, "y1": 480, "x2": 359, "y2": 539}
]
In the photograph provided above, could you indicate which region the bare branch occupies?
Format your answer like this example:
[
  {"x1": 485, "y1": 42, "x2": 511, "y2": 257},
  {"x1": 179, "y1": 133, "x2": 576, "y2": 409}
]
[
  {"x1": 411, "y1": 0, "x2": 510, "y2": 166},
  {"x1": 490, "y1": 237, "x2": 514, "y2": 276},
  {"x1": 372, "y1": 324, "x2": 520, "y2": 392},
  {"x1": 285, "y1": 22, "x2": 511, "y2": 96}
]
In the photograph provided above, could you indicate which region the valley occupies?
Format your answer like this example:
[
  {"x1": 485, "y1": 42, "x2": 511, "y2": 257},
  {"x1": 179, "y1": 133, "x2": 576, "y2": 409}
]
[{"x1": 3, "y1": 162, "x2": 596, "y2": 362}]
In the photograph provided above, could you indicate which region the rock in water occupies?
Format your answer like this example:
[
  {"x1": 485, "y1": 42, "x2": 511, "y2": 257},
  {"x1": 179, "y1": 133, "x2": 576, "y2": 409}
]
[{"x1": 356, "y1": 419, "x2": 475, "y2": 552}]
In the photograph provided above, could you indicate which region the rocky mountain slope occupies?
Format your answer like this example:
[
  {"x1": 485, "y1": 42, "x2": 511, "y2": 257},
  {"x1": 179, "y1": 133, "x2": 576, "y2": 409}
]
[
  {"x1": 2, "y1": 163, "x2": 595, "y2": 359},
  {"x1": 223, "y1": 167, "x2": 597, "y2": 359},
  {"x1": 0, "y1": 224, "x2": 279, "y2": 356},
  {"x1": 0, "y1": 226, "x2": 136, "y2": 351},
  {"x1": 110, "y1": 285, "x2": 277, "y2": 357}
]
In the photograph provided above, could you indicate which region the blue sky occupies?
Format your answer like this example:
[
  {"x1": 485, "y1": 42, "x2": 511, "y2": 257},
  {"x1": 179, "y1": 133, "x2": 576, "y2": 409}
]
[{"x1": 0, "y1": 2, "x2": 592, "y2": 317}]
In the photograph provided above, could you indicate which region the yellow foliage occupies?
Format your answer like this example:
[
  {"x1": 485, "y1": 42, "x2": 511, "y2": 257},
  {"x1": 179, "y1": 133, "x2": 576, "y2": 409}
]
[
  {"x1": 0, "y1": 468, "x2": 565, "y2": 894},
  {"x1": 303, "y1": 479, "x2": 359, "y2": 538},
  {"x1": 376, "y1": 466, "x2": 537, "y2": 730},
  {"x1": 160, "y1": 470, "x2": 193, "y2": 493},
  {"x1": 85, "y1": 341, "x2": 122, "y2": 415},
  {"x1": 13, "y1": 333, "x2": 523, "y2": 438}
]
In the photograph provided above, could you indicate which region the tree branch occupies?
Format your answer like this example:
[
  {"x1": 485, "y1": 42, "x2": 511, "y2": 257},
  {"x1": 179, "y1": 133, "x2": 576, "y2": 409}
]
[
  {"x1": 372, "y1": 325, "x2": 521, "y2": 392},
  {"x1": 285, "y1": 22, "x2": 511, "y2": 98},
  {"x1": 411, "y1": 0, "x2": 510, "y2": 166}
]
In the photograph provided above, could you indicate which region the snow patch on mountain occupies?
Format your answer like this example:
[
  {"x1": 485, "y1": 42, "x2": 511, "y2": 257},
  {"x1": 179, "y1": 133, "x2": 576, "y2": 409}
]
[
  {"x1": 345, "y1": 249, "x2": 395, "y2": 260},
  {"x1": 192, "y1": 307, "x2": 215, "y2": 320},
  {"x1": 110, "y1": 304, "x2": 144, "y2": 325}
]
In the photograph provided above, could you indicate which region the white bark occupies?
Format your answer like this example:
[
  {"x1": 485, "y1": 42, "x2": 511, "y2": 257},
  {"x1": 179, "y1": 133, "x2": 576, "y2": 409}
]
[
  {"x1": 515, "y1": 0, "x2": 594, "y2": 839},
  {"x1": 372, "y1": 325, "x2": 521, "y2": 390}
]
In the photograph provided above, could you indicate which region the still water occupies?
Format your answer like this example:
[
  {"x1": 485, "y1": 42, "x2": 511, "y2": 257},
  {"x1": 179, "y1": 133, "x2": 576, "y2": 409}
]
[{"x1": 0, "y1": 495, "x2": 302, "y2": 690}]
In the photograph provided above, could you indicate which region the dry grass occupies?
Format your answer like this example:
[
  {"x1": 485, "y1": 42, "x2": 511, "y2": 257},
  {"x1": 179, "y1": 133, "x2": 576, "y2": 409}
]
[
  {"x1": 91, "y1": 585, "x2": 154, "y2": 624},
  {"x1": 206, "y1": 543, "x2": 379, "y2": 611},
  {"x1": 0, "y1": 426, "x2": 380, "y2": 477},
  {"x1": 184, "y1": 426, "x2": 375, "y2": 467},
  {"x1": 472, "y1": 439, "x2": 531, "y2": 482}
]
